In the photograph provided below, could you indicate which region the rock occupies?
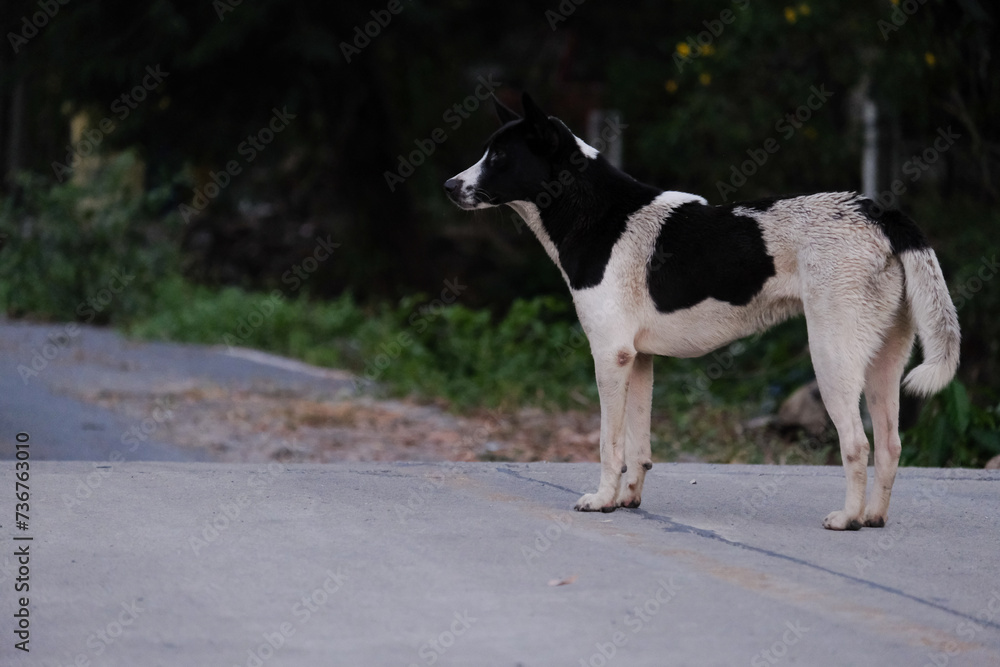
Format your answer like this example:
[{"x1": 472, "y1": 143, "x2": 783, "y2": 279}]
[
  {"x1": 776, "y1": 380, "x2": 829, "y2": 437},
  {"x1": 743, "y1": 415, "x2": 775, "y2": 430},
  {"x1": 986, "y1": 454, "x2": 1000, "y2": 470}
]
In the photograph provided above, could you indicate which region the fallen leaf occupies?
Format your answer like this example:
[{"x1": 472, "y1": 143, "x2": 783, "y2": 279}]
[{"x1": 548, "y1": 574, "x2": 578, "y2": 587}]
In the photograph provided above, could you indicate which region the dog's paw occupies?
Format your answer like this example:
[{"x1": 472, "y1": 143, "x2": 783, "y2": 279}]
[
  {"x1": 822, "y1": 510, "x2": 863, "y2": 531},
  {"x1": 614, "y1": 485, "x2": 642, "y2": 509},
  {"x1": 862, "y1": 512, "x2": 886, "y2": 528},
  {"x1": 617, "y1": 495, "x2": 641, "y2": 509},
  {"x1": 574, "y1": 492, "x2": 617, "y2": 513},
  {"x1": 614, "y1": 465, "x2": 649, "y2": 510}
]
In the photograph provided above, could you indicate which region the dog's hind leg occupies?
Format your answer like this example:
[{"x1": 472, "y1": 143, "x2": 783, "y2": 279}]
[
  {"x1": 814, "y1": 351, "x2": 870, "y2": 530},
  {"x1": 862, "y1": 311, "x2": 915, "y2": 527},
  {"x1": 616, "y1": 352, "x2": 654, "y2": 509},
  {"x1": 804, "y1": 300, "x2": 882, "y2": 531},
  {"x1": 575, "y1": 346, "x2": 636, "y2": 513}
]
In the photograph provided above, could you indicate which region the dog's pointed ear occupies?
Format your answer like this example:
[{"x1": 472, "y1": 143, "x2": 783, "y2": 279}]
[
  {"x1": 492, "y1": 94, "x2": 520, "y2": 125},
  {"x1": 521, "y1": 92, "x2": 560, "y2": 156}
]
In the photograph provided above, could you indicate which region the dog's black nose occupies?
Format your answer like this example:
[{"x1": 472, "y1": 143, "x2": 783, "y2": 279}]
[{"x1": 443, "y1": 178, "x2": 460, "y2": 195}]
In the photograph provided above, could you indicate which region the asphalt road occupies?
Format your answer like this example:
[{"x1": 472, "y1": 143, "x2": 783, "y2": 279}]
[
  {"x1": 0, "y1": 319, "x2": 354, "y2": 461},
  {"x1": 1, "y1": 461, "x2": 998, "y2": 666}
]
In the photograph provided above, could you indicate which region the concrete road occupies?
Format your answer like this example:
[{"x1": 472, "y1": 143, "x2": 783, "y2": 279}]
[{"x1": 1, "y1": 461, "x2": 998, "y2": 666}]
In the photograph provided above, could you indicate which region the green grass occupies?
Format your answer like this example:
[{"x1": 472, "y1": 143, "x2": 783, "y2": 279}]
[{"x1": 127, "y1": 278, "x2": 602, "y2": 411}]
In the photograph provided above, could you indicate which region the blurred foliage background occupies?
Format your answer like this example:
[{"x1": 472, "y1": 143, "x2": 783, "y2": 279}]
[{"x1": 0, "y1": 0, "x2": 997, "y2": 465}]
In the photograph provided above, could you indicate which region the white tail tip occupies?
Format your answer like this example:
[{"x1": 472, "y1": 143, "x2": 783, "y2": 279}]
[{"x1": 902, "y1": 361, "x2": 956, "y2": 397}]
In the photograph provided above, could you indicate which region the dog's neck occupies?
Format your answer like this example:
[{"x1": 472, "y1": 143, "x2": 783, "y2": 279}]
[
  {"x1": 507, "y1": 157, "x2": 662, "y2": 291},
  {"x1": 506, "y1": 200, "x2": 570, "y2": 284}
]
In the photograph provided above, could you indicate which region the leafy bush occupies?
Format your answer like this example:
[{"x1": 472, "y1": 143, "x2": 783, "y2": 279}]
[
  {"x1": 902, "y1": 381, "x2": 1000, "y2": 467},
  {"x1": 359, "y1": 295, "x2": 598, "y2": 409},
  {"x1": 0, "y1": 151, "x2": 181, "y2": 324}
]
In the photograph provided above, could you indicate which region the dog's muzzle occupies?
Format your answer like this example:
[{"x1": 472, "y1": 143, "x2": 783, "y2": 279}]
[
  {"x1": 444, "y1": 178, "x2": 462, "y2": 202},
  {"x1": 443, "y1": 177, "x2": 479, "y2": 209}
]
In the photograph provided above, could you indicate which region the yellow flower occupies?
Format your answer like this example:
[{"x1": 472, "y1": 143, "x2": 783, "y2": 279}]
[
  {"x1": 925, "y1": 52, "x2": 936, "y2": 67},
  {"x1": 699, "y1": 72, "x2": 712, "y2": 86},
  {"x1": 665, "y1": 79, "x2": 679, "y2": 94},
  {"x1": 676, "y1": 42, "x2": 691, "y2": 57},
  {"x1": 798, "y1": 3, "x2": 811, "y2": 15},
  {"x1": 890, "y1": 0, "x2": 899, "y2": 4},
  {"x1": 701, "y1": 43, "x2": 716, "y2": 56},
  {"x1": 803, "y1": 126, "x2": 818, "y2": 140},
  {"x1": 784, "y1": 6, "x2": 797, "y2": 23}
]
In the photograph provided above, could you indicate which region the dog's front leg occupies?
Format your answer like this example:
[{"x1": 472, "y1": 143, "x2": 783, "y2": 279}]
[
  {"x1": 616, "y1": 352, "x2": 654, "y2": 508},
  {"x1": 575, "y1": 347, "x2": 634, "y2": 513}
]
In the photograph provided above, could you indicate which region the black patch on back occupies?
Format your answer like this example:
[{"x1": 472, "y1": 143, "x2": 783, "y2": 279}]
[
  {"x1": 538, "y1": 159, "x2": 661, "y2": 290},
  {"x1": 855, "y1": 198, "x2": 929, "y2": 254},
  {"x1": 647, "y1": 202, "x2": 776, "y2": 313}
]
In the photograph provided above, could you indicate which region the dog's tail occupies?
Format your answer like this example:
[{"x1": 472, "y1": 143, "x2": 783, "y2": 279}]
[{"x1": 899, "y1": 248, "x2": 960, "y2": 396}]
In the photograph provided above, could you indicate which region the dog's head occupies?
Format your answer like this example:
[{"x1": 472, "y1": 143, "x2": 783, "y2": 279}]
[{"x1": 443, "y1": 92, "x2": 598, "y2": 210}]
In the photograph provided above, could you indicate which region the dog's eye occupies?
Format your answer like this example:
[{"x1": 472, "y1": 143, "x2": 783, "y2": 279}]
[{"x1": 488, "y1": 149, "x2": 506, "y2": 166}]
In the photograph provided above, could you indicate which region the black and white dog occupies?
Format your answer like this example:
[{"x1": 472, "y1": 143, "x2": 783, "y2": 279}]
[{"x1": 444, "y1": 92, "x2": 959, "y2": 530}]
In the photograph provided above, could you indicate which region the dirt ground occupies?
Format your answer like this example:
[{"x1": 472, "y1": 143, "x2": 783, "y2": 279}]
[{"x1": 73, "y1": 379, "x2": 607, "y2": 464}]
